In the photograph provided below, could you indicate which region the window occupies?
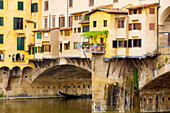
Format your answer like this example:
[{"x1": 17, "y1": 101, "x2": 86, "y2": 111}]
[
  {"x1": 89, "y1": 0, "x2": 94, "y2": 7},
  {"x1": 112, "y1": 40, "x2": 127, "y2": 48},
  {"x1": 128, "y1": 39, "x2": 132, "y2": 47},
  {"x1": 68, "y1": 16, "x2": 73, "y2": 27},
  {"x1": 133, "y1": 9, "x2": 137, "y2": 14},
  {"x1": 133, "y1": 39, "x2": 141, "y2": 47},
  {"x1": 34, "y1": 23, "x2": 36, "y2": 29},
  {"x1": 112, "y1": 41, "x2": 117, "y2": 48},
  {"x1": 13, "y1": 17, "x2": 23, "y2": 30},
  {"x1": 18, "y1": 2, "x2": 23, "y2": 10},
  {"x1": 60, "y1": 43, "x2": 62, "y2": 51},
  {"x1": 65, "y1": 30, "x2": 70, "y2": 36},
  {"x1": 82, "y1": 25, "x2": 89, "y2": 32},
  {"x1": 74, "y1": 28, "x2": 76, "y2": 33},
  {"x1": 138, "y1": 8, "x2": 142, "y2": 14},
  {"x1": 0, "y1": 52, "x2": 4, "y2": 61},
  {"x1": 17, "y1": 37, "x2": 25, "y2": 50},
  {"x1": 44, "y1": 45, "x2": 51, "y2": 52},
  {"x1": 79, "y1": 15, "x2": 82, "y2": 20},
  {"x1": 0, "y1": 17, "x2": 3, "y2": 26},
  {"x1": 78, "y1": 27, "x2": 81, "y2": 33},
  {"x1": 132, "y1": 23, "x2": 141, "y2": 30},
  {"x1": 31, "y1": 3, "x2": 38, "y2": 12},
  {"x1": 104, "y1": 20, "x2": 107, "y2": 27},
  {"x1": 37, "y1": 47, "x2": 42, "y2": 53},
  {"x1": 44, "y1": 17, "x2": 48, "y2": 28},
  {"x1": 59, "y1": 17, "x2": 65, "y2": 27},
  {"x1": 74, "y1": 42, "x2": 78, "y2": 49},
  {"x1": 44, "y1": 1, "x2": 48, "y2": 11},
  {"x1": 44, "y1": 32, "x2": 48, "y2": 37},
  {"x1": 149, "y1": 23, "x2": 155, "y2": 30},
  {"x1": 149, "y1": 8, "x2": 155, "y2": 14},
  {"x1": 118, "y1": 20, "x2": 124, "y2": 28},
  {"x1": 69, "y1": 0, "x2": 73, "y2": 7},
  {"x1": 113, "y1": 0, "x2": 118, "y2": 2},
  {"x1": 52, "y1": 16, "x2": 55, "y2": 27},
  {"x1": 28, "y1": 47, "x2": 31, "y2": 54},
  {"x1": 75, "y1": 16, "x2": 78, "y2": 20},
  {"x1": 32, "y1": 47, "x2": 35, "y2": 54},
  {"x1": 64, "y1": 43, "x2": 70, "y2": 50},
  {"x1": 37, "y1": 32, "x2": 42, "y2": 39},
  {"x1": 0, "y1": 0, "x2": 3, "y2": 9},
  {"x1": 0, "y1": 34, "x2": 3, "y2": 44},
  {"x1": 93, "y1": 21, "x2": 96, "y2": 27}
]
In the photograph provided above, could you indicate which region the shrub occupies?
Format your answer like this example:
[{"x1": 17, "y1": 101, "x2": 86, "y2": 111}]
[{"x1": 165, "y1": 57, "x2": 168, "y2": 63}]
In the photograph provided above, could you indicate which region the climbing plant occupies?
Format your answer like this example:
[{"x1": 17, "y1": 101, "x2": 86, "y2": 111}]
[
  {"x1": 133, "y1": 68, "x2": 138, "y2": 90},
  {"x1": 81, "y1": 30, "x2": 109, "y2": 44}
]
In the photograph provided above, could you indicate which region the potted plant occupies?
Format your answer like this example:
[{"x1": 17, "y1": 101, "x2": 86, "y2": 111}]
[
  {"x1": 101, "y1": 43, "x2": 106, "y2": 51},
  {"x1": 94, "y1": 43, "x2": 98, "y2": 51},
  {"x1": 82, "y1": 43, "x2": 87, "y2": 51},
  {"x1": 90, "y1": 43, "x2": 94, "y2": 51}
]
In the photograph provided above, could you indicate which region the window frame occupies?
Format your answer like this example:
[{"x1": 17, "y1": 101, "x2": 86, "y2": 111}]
[
  {"x1": 18, "y1": 1, "x2": 24, "y2": 10},
  {"x1": 118, "y1": 19, "x2": 124, "y2": 28},
  {"x1": 44, "y1": 1, "x2": 48, "y2": 11},
  {"x1": 93, "y1": 21, "x2": 97, "y2": 28},
  {"x1": 89, "y1": 0, "x2": 94, "y2": 7},
  {"x1": 103, "y1": 20, "x2": 107, "y2": 27}
]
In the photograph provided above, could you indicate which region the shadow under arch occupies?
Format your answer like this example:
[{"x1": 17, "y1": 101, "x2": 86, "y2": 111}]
[
  {"x1": 159, "y1": 6, "x2": 170, "y2": 25},
  {"x1": 32, "y1": 64, "x2": 92, "y2": 84}
]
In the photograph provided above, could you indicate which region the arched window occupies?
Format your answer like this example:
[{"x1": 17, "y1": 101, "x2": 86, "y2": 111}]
[
  {"x1": 16, "y1": 53, "x2": 21, "y2": 62},
  {"x1": 21, "y1": 54, "x2": 25, "y2": 61},
  {"x1": 12, "y1": 54, "x2": 15, "y2": 62},
  {"x1": 0, "y1": 52, "x2": 4, "y2": 61}
]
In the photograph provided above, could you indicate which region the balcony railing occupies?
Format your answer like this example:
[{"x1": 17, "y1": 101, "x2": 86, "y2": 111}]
[{"x1": 82, "y1": 44, "x2": 106, "y2": 53}]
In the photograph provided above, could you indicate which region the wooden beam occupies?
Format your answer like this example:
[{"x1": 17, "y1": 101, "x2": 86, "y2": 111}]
[
  {"x1": 81, "y1": 59, "x2": 85, "y2": 66},
  {"x1": 142, "y1": 59, "x2": 148, "y2": 67},
  {"x1": 33, "y1": 62, "x2": 38, "y2": 68},
  {"x1": 146, "y1": 59, "x2": 154, "y2": 73},
  {"x1": 35, "y1": 62, "x2": 41, "y2": 68},
  {"x1": 75, "y1": 58, "x2": 80, "y2": 66},
  {"x1": 70, "y1": 58, "x2": 75, "y2": 64},
  {"x1": 112, "y1": 58, "x2": 118, "y2": 74},
  {"x1": 123, "y1": 59, "x2": 126, "y2": 79},
  {"x1": 106, "y1": 60, "x2": 112, "y2": 78},
  {"x1": 83, "y1": 53, "x2": 92, "y2": 69},
  {"x1": 65, "y1": 58, "x2": 70, "y2": 63},
  {"x1": 131, "y1": 59, "x2": 139, "y2": 70},
  {"x1": 118, "y1": 58, "x2": 124, "y2": 78},
  {"x1": 127, "y1": 59, "x2": 131, "y2": 72}
]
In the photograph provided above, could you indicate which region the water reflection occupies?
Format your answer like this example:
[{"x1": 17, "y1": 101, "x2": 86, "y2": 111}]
[{"x1": 0, "y1": 98, "x2": 92, "y2": 113}]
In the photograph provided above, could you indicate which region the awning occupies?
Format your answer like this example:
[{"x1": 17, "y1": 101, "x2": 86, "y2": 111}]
[{"x1": 63, "y1": 41, "x2": 70, "y2": 43}]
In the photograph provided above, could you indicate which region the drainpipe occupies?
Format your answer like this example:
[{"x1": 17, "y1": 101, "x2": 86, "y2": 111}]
[{"x1": 157, "y1": 0, "x2": 161, "y2": 54}]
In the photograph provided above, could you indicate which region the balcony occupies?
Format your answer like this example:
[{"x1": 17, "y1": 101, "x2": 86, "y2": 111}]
[{"x1": 82, "y1": 43, "x2": 106, "y2": 54}]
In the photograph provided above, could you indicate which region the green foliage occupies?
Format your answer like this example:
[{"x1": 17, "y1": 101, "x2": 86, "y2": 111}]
[
  {"x1": 81, "y1": 30, "x2": 109, "y2": 44},
  {"x1": 133, "y1": 68, "x2": 138, "y2": 90},
  {"x1": 0, "y1": 92, "x2": 3, "y2": 98},
  {"x1": 158, "y1": 63, "x2": 161, "y2": 69},
  {"x1": 156, "y1": 59, "x2": 159, "y2": 62},
  {"x1": 165, "y1": 57, "x2": 168, "y2": 63},
  {"x1": 84, "y1": 15, "x2": 89, "y2": 21}
]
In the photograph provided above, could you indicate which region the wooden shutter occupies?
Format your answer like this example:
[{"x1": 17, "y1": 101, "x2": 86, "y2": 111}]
[
  {"x1": 0, "y1": 34, "x2": 3, "y2": 44},
  {"x1": 17, "y1": 37, "x2": 24, "y2": 50},
  {"x1": 63, "y1": 17, "x2": 65, "y2": 27},
  {"x1": 14, "y1": 17, "x2": 17, "y2": 30},
  {"x1": 18, "y1": 2, "x2": 23, "y2": 10},
  {"x1": 124, "y1": 41, "x2": 127, "y2": 47},
  {"x1": 35, "y1": 3, "x2": 38, "y2": 12},
  {"x1": 149, "y1": 8, "x2": 155, "y2": 14},
  {"x1": 129, "y1": 9, "x2": 132, "y2": 15},
  {"x1": 21, "y1": 37, "x2": 25, "y2": 50},
  {"x1": 138, "y1": 8, "x2": 142, "y2": 14},
  {"x1": 69, "y1": 16, "x2": 71, "y2": 27},
  {"x1": 31, "y1": 3, "x2": 34, "y2": 12},
  {"x1": 112, "y1": 41, "x2": 117, "y2": 48},
  {"x1": 168, "y1": 33, "x2": 170, "y2": 46},
  {"x1": 129, "y1": 23, "x2": 132, "y2": 31},
  {"x1": 42, "y1": 45, "x2": 44, "y2": 52},
  {"x1": 49, "y1": 45, "x2": 51, "y2": 52},
  {"x1": 138, "y1": 39, "x2": 141, "y2": 47},
  {"x1": 0, "y1": 17, "x2": 3, "y2": 26},
  {"x1": 149, "y1": 23, "x2": 155, "y2": 30},
  {"x1": 59, "y1": 17, "x2": 61, "y2": 27},
  {"x1": 35, "y1": 47, "x2": 37, "y2": 53},
  {"x1": 37, "y1": 32, "x2": 41, "y2": 39},
  {"x1": 138, "y1": 23, "x2": 141, "y2": 30},
  {"x1": 29, "y1": 47, "x2": 31, "y2": 54},
  {"x1": 0, "y1": 1, "x2": 3, "y2": 9},
  {"x1": 40, "y1": 47, "x2": 42, "y2": 53}
]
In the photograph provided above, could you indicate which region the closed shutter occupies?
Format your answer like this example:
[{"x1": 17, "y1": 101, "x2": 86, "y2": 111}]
[
  {"x1": 37, "y1": 32, "x2": 41, "y2": 39},
  {"x1": 0, "y1": 1, "x2": 3, "y2": 9},
  {"x1": 129, "y1": 23, "x2": 132, "y2": 31},
  {"x1": 18, "y1": 2, "x2": 23, "y2": 10},
  {"x1": 112, "y1": 41, "x2": 117, "y2": 48},
  {"x1": 29, "y1": 47, "x2": 31, "y2": 54},
  {"x1": 124, "y1": 40, "x2": 127, "y2": 47},
  {"x1": 31, "y1": 4, "x2": 34, "y2": 12},
  {"x1": 63, "y1": 17, "x2": 65, "y2": 27},
  {"x1": 77, "y1": 42, "x2": 81, "y2": 49},
  {"x1": 0, "y1": 34, "x2": 3, "y2": 44},
  {"x1": 149, "y1": 23, "x2": 155, "y2": 30},
  {"x1": 14, "y1": 17, "x2": 17, "y2": 30},
  {"x1": 168, "y1": 33, "x2": 170, "y2": 46},
  {"x1": 17, "y1": 37, "x2": 24, "y2": 50},
  {"x1": 42, "y1": 45, "x2": 44, "y2": 52},
  {"x1": 138, "y1": 23, "x2": 141, "y2": 30},
  {"x1": 59, "y1": 17, "x2": 61, "y2": 27},
  {"x1": 49, "y1": 45, "x2": 51, "y2": 52},
  {"x1": 138, "y1": 39, "x2": 141, "y2": 47},
  {"x1": 138, "y1": 8, "x2": 142, "y2": 14},
  {"x1": 149, "y1": 8, "x2": 155, "y2": 14},
  {"x1": 40, "y1": 47, "x2": 42, "y2": 53},
  {"x1": 129, "y1": 9, "x2": 132, "y2": 15},
  {"x1": 35, "y1": 47, "x2": 37, "y2": 53},
  {"x1": 0, "y1": 17, "x2": 3, "y2": 26}
]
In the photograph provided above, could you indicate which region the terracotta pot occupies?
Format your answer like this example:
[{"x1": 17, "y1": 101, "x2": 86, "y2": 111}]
[
  {"x1": 102, "y1": 46, "x2": 106, "y2": 51},
  {"x1": 94, "y1": 47, "x2": 98, "y2": 51},
  {"x1": 84, "y1": 47, "x2": 87, "y2": 51}
]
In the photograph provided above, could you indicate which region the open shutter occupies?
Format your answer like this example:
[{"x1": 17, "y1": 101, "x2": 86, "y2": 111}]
[
  {"x1": 49, "y1": 45, "x2": 51, "y2": 52},
  {"x1": 129, "y1": 9, "x2": 132, "y2": 15},
  {"x1": 29, "y1": 47, "x2": 31, "y2": 54},
  {"x1": 14, "y1": 17, "x2": 17, "y2": 30},
  {"x1": 31, "y1": 4, "x2": 34, "y2": 12},
  {"x1": 69, "y1": 16, "x2": 71, "y2": 27},
  {"x1": 42, "y1": 45, "x2": 44, "y2": 52},
  {"x1": 138, "y1": 8, "x2": 142, "y2": 14},
  {"x1": 35, "y1": 47, "x2": 37, "y2": 53},
  {"x1": 138, "y1": 39, "x2": 142, "y2": 47},
  {"x1": 0, "y1": 1, "x2": 3, "y2": 9},
  {"x1": 40, "y1": 47, "x2": 42, "y2": 53},
  {"x1": 138, "y1": 23, "x2": 141, "y2": 30},
  {"x1": 124, "y1": 41, "x2": 127, "y2": 48},
  {"x1": 129, "y1": 23, "x2": 132, "y2": 31},
  {"x1": 63, "y1": 17, "x2": 65, "y2": 27},
  {"x1": 35, "y1": 3, "x2": 38, "y2": 12}
]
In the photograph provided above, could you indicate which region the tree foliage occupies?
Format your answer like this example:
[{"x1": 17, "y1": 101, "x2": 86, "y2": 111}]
[{"x1": 133, "y1": 68, "x2": 138, "y2": 90}]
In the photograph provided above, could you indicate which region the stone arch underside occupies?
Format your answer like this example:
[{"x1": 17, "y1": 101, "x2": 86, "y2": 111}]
[{"x1": 159, "y1": 6, "x2": 170, "y2": 25}]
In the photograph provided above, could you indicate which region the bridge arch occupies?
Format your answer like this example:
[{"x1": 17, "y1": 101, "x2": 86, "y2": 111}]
[{"x1": 159, "y1": 5, "x2": 170, "y2": 25}]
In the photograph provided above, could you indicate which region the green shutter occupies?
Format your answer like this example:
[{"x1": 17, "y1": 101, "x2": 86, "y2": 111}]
[
  {"x1": 21, "y1": 37, "x2": 24, "y2": 50},
  {"x1": 35, "y1": 3, "x2": 38, "y2": 12},
  {"x1": 17, "y1": 37, "x2": 24, "y2": 50},
  {"x1": 40, "y1": 47, "x2": 42, "y2": 53},
  {"x1": 35, "y1": 47, "x2": 37, "y2": 53},
  {"x1": 14, "y1": 17, "x2": 17, "y2": 30},
  {"x1": 37, "y1": 32, "x2": 41, "y2": 39},
  {"x1": 0, "y1": 1, "x2": 3, "y2": 9},
  {"x1": 29, "y1": 47, "x2": 31, "y2": 54},
  {"x1": 18, "y1": 2, "x2": 23, "y2": 10},
  {"x1": 0, "y1": 34, "x2": 3, "y2": 44},
  {"x1": 31, "y1": 3, "x2": 34, "y2": 12},
  {"x1": 17, "y1": 37, "x2": 20, "y2": 50},
  {"x1": 0, "y1": 17, "x2": 3, "y2": 26}
]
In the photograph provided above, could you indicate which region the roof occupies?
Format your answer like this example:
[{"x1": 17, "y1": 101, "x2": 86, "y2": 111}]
[
  {"x1": 60, "y1": 27, "x2": 72, "y2": 30},
  {"x1": 79, "y1": 21, "x2": 89, "y2": 24},
  {"x1": 93, "y1": 4, "x2": 113, "y2": 10},
  {"x1": 32, "y1": 27, "x2": 59, "y2": 32},
  {"x1": 128, "y1": 3, "x2": 159, "y2": 9},
  {"x1": 70, "y1": 10, "x2": 89, "y2": 15},
  {"x1": 86, "y1": 8, "x2": 128, "y2": 15}
]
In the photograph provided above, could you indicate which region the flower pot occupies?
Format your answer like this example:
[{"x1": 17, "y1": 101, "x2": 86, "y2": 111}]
[
  {"x1": 94, "y1": 47, "x2": 98, "y2": 51},
  {"x1": 102, "y1": 46, "x2": 106, "y2": 51}
]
